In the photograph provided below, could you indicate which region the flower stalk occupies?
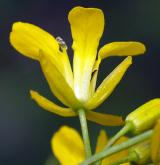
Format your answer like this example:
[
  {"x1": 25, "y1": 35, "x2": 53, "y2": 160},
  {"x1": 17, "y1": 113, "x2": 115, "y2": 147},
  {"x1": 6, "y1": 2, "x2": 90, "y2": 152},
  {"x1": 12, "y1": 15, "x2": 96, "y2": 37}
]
[
  {"x1": 78, "y1": 109, "x2": 92, "y2": 158},
  {"x1": 104, "y1": 122, "x2": 133, "y2": 149},
  {"x1": 80, "y1": 129, "x2": 153, "y2": 165}
]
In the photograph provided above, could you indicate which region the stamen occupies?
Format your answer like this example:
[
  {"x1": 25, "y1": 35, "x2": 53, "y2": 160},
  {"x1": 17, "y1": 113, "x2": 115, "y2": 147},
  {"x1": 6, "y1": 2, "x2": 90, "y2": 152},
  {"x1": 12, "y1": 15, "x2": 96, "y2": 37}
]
[{"x1": 56, "y1": 36, "x2": 68, "y2": 50}]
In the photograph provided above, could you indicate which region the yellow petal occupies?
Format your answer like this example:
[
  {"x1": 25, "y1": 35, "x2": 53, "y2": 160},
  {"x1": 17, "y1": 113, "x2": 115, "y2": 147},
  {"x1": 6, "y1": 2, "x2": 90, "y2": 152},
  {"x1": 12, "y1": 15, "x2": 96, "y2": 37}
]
[
  {"x1": 10, "y1": 22, "x2": 59, "y2": 60},
  {"x1": 99, "y1": 42, "x2": 146, "y2": 59},
  {"x1": 39, "y1": 51, "x2": 81, "y2": 108},
  {"x1": 151, "y1": 119, "x2": 160, "y2": 163},
  {"x1": 85, "y1": 56, "x2": 132, "y2": 110},
  {"x1": 102, "y1": 136, "x2": 129, "y2": 165},
  {"x1": 59, "y1": 48, "x2": 74, "y2": 87},
  {"x1": 51, "y1": 126, "x2": 85, "y2": 165},
  {"x1": 95, "y1": 130, "x2": 108, "y2": 153},
  {"x1": 86, "y1": 111, "x2": 124, "y2": 126},
  {"x1": 30, "y1": 90, "x2": 76, "y2": 117},
  {"x1": 10, "y1": 22, "x2": 74, "y2": 88},
  {"x1": 68, "y1": 7, "x2": 104, "y2": 102}
]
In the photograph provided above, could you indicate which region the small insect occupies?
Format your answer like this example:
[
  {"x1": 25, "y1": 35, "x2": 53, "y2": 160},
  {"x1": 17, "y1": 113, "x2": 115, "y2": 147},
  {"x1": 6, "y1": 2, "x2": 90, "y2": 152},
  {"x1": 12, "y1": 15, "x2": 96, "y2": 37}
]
[{"x1": 56, "y1": 36, "x2": 68, "y2": 50}]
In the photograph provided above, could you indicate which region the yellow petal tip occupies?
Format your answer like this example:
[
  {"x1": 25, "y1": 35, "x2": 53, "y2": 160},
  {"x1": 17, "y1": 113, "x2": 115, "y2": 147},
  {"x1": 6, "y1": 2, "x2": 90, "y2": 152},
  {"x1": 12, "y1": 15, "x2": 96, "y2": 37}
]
[
  {"x1": 68, "y1": 6, "x2": 103, "y2": 19},
  {"x1": 10, "y1": 22, "x2": 22, "y2": 32},
  {"x1": 126, "y1": 56, "x2": 132, "y2": 65},
  {"x1": 30, "y1": 89, "x2": 37, "y2": 99},
  {"x1": 99, "y1": 42, "x2": 146, "y2": 59},
  {"x1": 10, "y1": 21, "x2": 59, "y2": 61},
  {"x1": 140, "y1": 42, "x2": 146, "y2": 53}
]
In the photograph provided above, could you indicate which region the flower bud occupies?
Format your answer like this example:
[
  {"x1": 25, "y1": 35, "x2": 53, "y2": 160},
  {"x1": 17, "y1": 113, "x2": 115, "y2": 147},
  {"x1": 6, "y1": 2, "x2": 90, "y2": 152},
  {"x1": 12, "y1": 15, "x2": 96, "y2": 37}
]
[
  {"x1": 99, "y1": 99, "x2": 160, "y2": 150},
  {"x1": 129, "y1": 140, "x2": 150, "y2": 164},
  {"x1": 126, "y1": 98, "x2": 160, "y2": 134}
]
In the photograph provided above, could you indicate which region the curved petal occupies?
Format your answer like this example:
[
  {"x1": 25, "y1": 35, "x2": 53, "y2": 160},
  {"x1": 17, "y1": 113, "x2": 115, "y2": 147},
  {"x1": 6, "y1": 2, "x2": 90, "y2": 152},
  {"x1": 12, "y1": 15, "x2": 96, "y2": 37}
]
[
  {"x1": 68, "y1": 7, "x2": 104, "y2": 102},
  {"x1": 151, "y1": 119, "x2": 160, "y2": 164},
  {"x1": 10, "y1": 22, "x2": 73, "y2": 88},
  {"x1": 85, "y1": 56, "x2": 132, "y2": 110},
  {"x1": 102, "y1": 136, "x2": 129, "y2": 165},
  {"x1": 95, "y1": 130, "x2": 108, "y2": 153},
  {"x1": 10, "y1": 22, "x2": 59, "y2": 60},
  {"x1": 39, "y1": 51, "x2": 81, "y2": 108},
  {"x1": 30, "y1": 90, "x2": 76, "y2": 117},
  {"x1": 99, "y1": 42, "x2": 146, "y2": 59},
  {"x1": 51, "y1": 126, "x2": 85, "y2": 165},
  {"x1": 86, "y1": 111, "x2": 124, "y2": 126}
]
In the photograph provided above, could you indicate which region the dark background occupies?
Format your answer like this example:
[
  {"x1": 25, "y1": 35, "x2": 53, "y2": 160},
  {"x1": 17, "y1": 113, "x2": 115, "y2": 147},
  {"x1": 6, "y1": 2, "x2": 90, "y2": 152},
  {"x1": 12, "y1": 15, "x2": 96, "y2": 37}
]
[{"x1": 0, "y1": 0, "x2": 160, "y2": 164}]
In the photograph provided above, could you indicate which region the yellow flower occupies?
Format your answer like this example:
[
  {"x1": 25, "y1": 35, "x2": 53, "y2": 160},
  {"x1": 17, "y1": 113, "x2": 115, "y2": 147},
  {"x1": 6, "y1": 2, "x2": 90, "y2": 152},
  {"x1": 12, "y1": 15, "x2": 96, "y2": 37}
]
[
  {"x1": 10, "y1": 6, "x2": 146, "y2": 126},
  {"x1": 51, "y1": 126, "x2": 130, "y2": 165}
]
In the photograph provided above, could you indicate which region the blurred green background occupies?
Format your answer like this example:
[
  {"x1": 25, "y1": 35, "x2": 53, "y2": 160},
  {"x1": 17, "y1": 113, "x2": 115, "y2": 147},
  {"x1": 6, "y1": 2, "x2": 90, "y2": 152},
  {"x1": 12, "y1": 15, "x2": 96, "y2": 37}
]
[{"x1": 0, "y1": 0, "x2": 160, "y2": 164}]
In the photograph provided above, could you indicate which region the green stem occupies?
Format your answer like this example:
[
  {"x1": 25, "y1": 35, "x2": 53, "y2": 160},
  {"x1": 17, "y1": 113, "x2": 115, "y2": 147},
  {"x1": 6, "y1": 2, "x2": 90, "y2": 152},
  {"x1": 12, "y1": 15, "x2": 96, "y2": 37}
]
[
  {"x1": 109, "y1": 152, "x2": 138, "y2": 165},
  {"x1": 80, "y1": 129, "x2": 153, "y2": 165},
  {"x1": 105, "y1": 122, "x2": 133, "y2": 149},
  {"x1": 78, "y1": 109, "x2": 92, "y2": 158}
]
